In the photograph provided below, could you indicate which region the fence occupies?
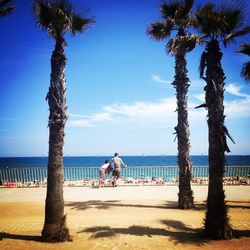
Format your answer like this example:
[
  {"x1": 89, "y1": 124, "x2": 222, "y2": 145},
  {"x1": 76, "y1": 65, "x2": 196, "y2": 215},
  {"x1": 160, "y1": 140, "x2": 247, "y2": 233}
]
[{"x1": 0, "y1": 166, "x2": 249, "y2": 184}]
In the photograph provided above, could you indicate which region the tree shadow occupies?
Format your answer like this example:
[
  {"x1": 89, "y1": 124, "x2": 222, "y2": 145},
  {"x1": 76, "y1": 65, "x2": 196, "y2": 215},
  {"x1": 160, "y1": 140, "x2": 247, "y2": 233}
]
[
  {"x1": 226, "y1": 201, "x2": 250, "y2": 210},
  {"x1": 0, "y1": 232, "x2": 42, "y2": 242},
  {"x1": 234, "y1": 230, "x2": 250, "y2": 238},
  {"x1": 65, "y1": 200, "x2": 206, "y2": 211},
  {"x1": 78, "y1": 219, "x2": 206, "y2": 245}
]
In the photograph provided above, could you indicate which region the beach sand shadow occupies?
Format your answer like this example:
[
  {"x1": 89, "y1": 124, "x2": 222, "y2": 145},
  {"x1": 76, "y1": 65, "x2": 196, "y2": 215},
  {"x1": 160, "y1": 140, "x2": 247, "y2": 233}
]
[
  {"x1": 66, "y1": 200, "x2": 206, "y2": 211},
  {"x1": 234, "y1": 230, "x2": 250, "y2": 238},
  {"x1": 0, "y1": 232, "x2": 42, "y2": 242},
  {"x1": 227, "y1": 201, "x2": 250, "y2": 210},
  {"x1": 79, "y1": 221, "x2": 206, "y2": 246}
]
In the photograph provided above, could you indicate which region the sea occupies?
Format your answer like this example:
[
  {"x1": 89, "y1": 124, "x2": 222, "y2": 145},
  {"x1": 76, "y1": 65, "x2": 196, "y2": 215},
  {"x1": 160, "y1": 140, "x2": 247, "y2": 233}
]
[{"x1": 0, "y1": 155, "x2": 250, "y2": 169}]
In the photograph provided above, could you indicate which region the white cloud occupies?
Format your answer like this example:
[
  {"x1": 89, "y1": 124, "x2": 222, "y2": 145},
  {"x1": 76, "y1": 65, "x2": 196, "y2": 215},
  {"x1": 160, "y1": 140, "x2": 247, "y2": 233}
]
[
  {"x1": 193, "y1": 93, "x2": 205, "y2": 102},
  {"x1": 151, "y1": 75, "x2": 172, "y2": 84},
  {"x1": 225, "y1": 83, "x2": 250, "y2": 98},
  {"x1": 225, "y1": 98, "x2": 250, "y2": 118},
  {"x1": 68, "y1": 98, "x2": 177, "y2": 128},
  {"x1": 68, "y1": 83, "x2": 250, "y2": 129}
]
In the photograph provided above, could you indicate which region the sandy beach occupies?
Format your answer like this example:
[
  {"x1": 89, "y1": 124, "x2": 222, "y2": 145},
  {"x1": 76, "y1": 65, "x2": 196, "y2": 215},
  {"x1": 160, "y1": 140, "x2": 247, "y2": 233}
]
[{"x1": 0, "y1": 185, "x2": 250, "y2": 250}]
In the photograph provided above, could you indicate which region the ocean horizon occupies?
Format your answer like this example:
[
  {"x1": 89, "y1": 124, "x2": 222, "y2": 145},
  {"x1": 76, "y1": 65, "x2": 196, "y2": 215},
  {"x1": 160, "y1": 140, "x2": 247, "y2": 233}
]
[{"x1": 0, "y1": 155, "x2": 250, "y2": 169}]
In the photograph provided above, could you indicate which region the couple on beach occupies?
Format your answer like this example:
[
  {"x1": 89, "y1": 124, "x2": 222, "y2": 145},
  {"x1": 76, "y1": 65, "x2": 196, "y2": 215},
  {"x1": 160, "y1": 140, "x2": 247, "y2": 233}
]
[{"x1": 99, "y1": 153, "x2": 127, "y2": 187}]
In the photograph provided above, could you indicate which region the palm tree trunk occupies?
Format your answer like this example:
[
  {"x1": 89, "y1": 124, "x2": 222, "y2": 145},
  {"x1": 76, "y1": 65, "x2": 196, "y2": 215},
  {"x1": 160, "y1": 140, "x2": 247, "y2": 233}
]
[
  {"x1": 204, "y1": 39, "x2": 233, "y2": 240},
  {"x1": 41, "y1": 38, "x2": 71, "y2": 242},
  {"x1": 173, "y1": 48, "x2": 194, "y2": 209}
]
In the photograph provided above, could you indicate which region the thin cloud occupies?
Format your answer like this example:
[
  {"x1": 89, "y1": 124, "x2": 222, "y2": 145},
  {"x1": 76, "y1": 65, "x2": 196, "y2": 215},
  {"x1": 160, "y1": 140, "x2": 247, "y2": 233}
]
[
  {"x1": 225, "y1": 83, "x2": 250, "y2": 98},
  {"x1": 193, "y1": 93, "x2": 205, "y2": 102},
  {"x1": 68, "y1": 82, "x2": 250, "y2": 129},
  {"x1": 225, "y1": 98, "x2": 250, "y2": 118},
  {"x1": 69, "y1": 98, "x2": 176, "y2": 128},
  {"x1": 152, "y1": 75, "x2": 204, "y2": 88},
  {"x1": 151, "y1": 75, "x2": 172, "y2": 84}
]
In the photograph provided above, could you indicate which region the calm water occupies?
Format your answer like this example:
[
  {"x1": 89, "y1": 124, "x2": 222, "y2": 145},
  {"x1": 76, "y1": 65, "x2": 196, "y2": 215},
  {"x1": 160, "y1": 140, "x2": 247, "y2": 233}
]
[{"x1": 0, "y1": 155, "x2": 249, "y2": 169}]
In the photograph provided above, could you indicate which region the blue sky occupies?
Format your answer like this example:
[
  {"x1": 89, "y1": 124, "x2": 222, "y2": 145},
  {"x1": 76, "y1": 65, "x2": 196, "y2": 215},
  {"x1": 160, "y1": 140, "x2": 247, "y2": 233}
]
[{"x1": 0, "y1": 0, "x2": 249, "y2": 156}]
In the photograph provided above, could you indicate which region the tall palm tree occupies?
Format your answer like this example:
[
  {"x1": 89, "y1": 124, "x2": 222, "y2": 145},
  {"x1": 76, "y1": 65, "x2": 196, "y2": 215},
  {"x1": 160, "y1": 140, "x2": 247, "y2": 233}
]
[
  {"x1": 147, "y1": 0, "x2": 199, "y2": 209},
  {"x1": 195, "y1": 1, "x2": 247, "y2": 240},
  {"x1": 236, "y1": 43, "x2": 250, "y2": 82},
  {"x1": 33, "y1": 0, "x2": 94, "y2": 242},
  {"x1": 0, "y1": 0, "x2": 15, "y2": 17}
]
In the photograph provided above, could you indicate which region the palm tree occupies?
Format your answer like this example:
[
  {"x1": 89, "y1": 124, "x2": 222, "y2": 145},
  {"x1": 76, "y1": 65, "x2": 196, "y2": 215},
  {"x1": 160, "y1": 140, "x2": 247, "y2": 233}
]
[
  {"x1": 236, "y1": 43, "x2": 250, "y2": 82},
  {"x1": 147, "y1": 0, "x2": 199, "y2": 209},
  {"x1": 0, "y1": 0, "x2": 15, "y2": 17},
  {"x1": 195, "y1": 1, "x2": 247, "y2": 240},
  {"x1": 33, "y1": 0, "x2": 94, "y2": 242},
  {"x1": 224, "y1": 26, "x2": 250, "y2": 82}
]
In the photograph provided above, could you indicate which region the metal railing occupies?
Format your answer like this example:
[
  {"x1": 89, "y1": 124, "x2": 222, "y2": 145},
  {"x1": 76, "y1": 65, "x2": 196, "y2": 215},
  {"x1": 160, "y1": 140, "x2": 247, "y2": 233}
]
[{"x1": 0, "y1": 166, "x2": 249, "y2": 184}]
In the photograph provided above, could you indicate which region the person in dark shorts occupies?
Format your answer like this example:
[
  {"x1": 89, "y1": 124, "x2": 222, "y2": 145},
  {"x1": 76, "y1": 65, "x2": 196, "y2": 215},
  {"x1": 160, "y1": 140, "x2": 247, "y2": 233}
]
[{"x1": 112, "y1": 153, "x2": 127, "y2": 187}]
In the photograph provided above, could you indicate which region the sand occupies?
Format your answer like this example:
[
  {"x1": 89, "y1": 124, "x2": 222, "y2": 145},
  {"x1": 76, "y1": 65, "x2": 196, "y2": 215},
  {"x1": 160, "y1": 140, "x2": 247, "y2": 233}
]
[{"x1": 0, "y1": 185, "x2": 249, "y2": 250}]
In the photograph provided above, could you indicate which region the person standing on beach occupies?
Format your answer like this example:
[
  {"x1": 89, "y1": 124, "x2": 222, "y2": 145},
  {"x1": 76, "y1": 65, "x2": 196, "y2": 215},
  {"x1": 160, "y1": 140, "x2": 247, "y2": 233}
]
[
  {"x1": 112, "y1": 153, "x2": 127, "y2": 187},
  {"x1": 98, "y1": 160, "x2": 111, "y2": 187}
]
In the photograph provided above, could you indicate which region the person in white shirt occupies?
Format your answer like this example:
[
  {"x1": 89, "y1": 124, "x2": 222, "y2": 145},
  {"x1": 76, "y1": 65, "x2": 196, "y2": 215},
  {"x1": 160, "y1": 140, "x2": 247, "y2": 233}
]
[
  {"x1": 112, "y1": 153, "x2": 127, "y2": 187},
  {"x1": 99, "y1": 160, "x2": 110, "y2": 187}
]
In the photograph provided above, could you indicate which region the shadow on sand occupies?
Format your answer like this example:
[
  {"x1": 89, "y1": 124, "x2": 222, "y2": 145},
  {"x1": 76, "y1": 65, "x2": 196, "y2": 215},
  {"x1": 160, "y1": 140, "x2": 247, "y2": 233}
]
[
  {"x1": 65, "y1": 200, "x2": 206, "y2": 211},
  {"x1": 227, "y1": 201, "x2": 250, "y2": 210},
  {"x1": 78, "y1": 219, "x2": 250, "y2": 245},
  {"x1": 0, "y1": 232, "x2": 42, "y2": 242},
  {"x1": 78, "y1": 219, "x2": 206, "y2": 245}
]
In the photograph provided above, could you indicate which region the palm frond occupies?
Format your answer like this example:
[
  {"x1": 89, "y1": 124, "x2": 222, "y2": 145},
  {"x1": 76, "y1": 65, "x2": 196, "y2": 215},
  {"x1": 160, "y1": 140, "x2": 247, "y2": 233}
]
[
  {"x1": 241, "y1": 61, "x2": 250, "y2": 82},
  {"x1": 176, "y1": 0, "x2": 193, "y2": 20},
  {"x1": 0, "y1": 0, "x2": 15, "y2": 17},
  {"x1": 33, "y1": 0, "x2": 94, "y2": 40},
  {"x1": 166, "y1": 34, "x2": 200, "y2": 54},
  {"x1": 199, "y1": 51, "x2": 207, "y2": 78},
  {"x1": 220, "y1": 0, "x2": 245, "y2": 34},
  {"x1": 196, "y1": 1, "x2": 247, "y2": 43},
  {"x1": 71, "y1": 12, "x2": 95, "y2": 35},
  {"x1": 224, "y1": 26, "x2": 250, "y2": 46},
  {"x1": 236, "y1": 43, "x2": 250, "y2": 56},
  {"x1": 160, "y1": 0, "x2": 180, "y2": 20},
  {"x1": 0, "y1": 0, "x2": 13, "y2": 8},
  {"x1": 33, "y1": 0, "x2": 53, "y2": 31},
  {"x1": 166, "y1": 38, "x2": 175, "y2": 53},
  {"x1": 184, "y1": 34, "x2": 201, "y2": 52},
  {"x1": 52, "y1": 0, "x2": 73, "y2": 16},
  {"x1": 195, "y1": 3, "x2": 220, "y2": 37},
  {"x1": 147, "y1": 21, "x2": 173, "y2": 40}
]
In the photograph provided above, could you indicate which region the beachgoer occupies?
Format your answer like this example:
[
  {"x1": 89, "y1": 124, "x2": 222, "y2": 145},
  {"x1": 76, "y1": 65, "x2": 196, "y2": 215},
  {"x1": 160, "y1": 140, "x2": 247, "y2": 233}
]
[
  {"x1": 111, "y1": 153, "x2": 127, "y2": 187},
  {"x1": 98, "y1": 160, "x2": 111, "y2": 187}
]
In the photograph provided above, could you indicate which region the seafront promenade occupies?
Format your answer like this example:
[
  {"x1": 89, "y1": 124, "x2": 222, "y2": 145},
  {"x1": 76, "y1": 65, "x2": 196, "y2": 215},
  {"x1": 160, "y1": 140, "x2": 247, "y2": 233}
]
[
  {"x1": 1, "y1": 165, "x2": 249, "y2": 188},
  {"x1": 0, "y1": 185, "x2": 250, "y2": 250}
]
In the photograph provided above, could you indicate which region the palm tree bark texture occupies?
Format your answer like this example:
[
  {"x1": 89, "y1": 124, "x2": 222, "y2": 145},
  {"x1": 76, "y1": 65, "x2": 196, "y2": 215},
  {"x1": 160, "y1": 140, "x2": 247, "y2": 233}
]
[
  {"x1": 173, "y1": 31, "x2": 194, "y2": 210},
  {"x1": 146, "y1": 0, "x2": 197, "y2": 210},
  {"x1": 203, "y1": 40, "x2": 233, "y2": 240},
  {"x1": 42, "y1": 38, "x2": 70, "y2": 242}
]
